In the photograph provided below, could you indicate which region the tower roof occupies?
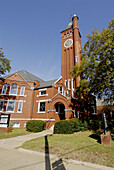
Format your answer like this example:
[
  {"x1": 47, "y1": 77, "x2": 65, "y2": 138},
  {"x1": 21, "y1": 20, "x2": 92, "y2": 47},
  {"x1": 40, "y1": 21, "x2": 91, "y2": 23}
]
[{"x1": 61, "y1": 21, "x2": 73, "y2": 33}]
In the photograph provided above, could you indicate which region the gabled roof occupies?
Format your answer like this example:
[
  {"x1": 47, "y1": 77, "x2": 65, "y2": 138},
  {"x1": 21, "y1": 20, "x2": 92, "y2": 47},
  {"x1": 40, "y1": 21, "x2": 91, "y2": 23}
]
[
  {"x1": 35, "y1": 79, "x2": 58, "y2": 89},
  {"x1": 3, "y1": 70, "x2": 45, "y2": 83},
  {"x1": 61, "y1": 22, "x2": 73, "y2": 33}
]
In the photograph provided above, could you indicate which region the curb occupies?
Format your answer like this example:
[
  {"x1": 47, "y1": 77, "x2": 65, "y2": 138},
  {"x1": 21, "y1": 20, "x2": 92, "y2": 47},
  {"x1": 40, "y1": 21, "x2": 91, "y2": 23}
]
[
  {"x1": 18, "y1": 148, "x2": 114, "y2": 170},
  {"x1": 63, "y1": 159, "x2": 114, "y2": 170}
]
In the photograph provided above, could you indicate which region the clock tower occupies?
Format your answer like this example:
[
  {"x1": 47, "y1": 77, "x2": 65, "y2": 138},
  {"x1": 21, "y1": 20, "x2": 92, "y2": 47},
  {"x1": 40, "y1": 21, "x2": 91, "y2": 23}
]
[{"x1": 61, "y1": 14, "x2": 81, "y2": 96}]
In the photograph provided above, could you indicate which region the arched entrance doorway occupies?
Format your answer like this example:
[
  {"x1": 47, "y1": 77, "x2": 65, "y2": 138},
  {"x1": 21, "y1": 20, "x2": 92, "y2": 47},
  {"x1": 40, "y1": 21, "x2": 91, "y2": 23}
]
[{"x1": 55, "y1": 102, "x2": 65, "y2": 120}]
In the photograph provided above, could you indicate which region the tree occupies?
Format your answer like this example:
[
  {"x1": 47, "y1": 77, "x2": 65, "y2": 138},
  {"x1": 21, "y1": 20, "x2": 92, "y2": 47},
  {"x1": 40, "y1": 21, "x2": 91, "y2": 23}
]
[
  {"x1": 71, "y1": 19, "x2": 114, "y2": 100},
  {"x1": 0, "y1": 48, "x2": 11, "y2": 76}
]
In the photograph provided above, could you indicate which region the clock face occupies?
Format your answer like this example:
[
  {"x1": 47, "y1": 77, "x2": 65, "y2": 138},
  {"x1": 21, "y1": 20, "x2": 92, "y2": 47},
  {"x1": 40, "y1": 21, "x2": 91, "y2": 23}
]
[{"x1": 64, "y1": 39, "x2": 73, "y2": 48}]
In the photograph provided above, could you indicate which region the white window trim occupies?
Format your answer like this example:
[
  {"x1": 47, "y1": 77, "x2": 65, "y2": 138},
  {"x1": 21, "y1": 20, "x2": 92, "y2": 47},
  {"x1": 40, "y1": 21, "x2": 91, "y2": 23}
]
[
  {"x1": 64, "y1": 35, "x2": 66, "y2": 39},
  {"x1": 0, "y1": 99, "x2": 4, "y2": 112},
  {"x1": 6, "y1": 100, "x2": 15, "y2": 113},
  {"x1": 9, "y1": 84, "x2": 18, "y2": 95},
  {"x1": 38, "y1": 88, "x2": 48, "y2": 96},
  {"x1": 39, "y1": 91, "x2": 48, "y2": 96},
  {"x1": 70, "y1": 32, "x2": 72, "y2": 36},
  {"x1": 1, "y1": 84, "x2": 7, "y2": 95},
  {"x1": 76, "y1": 56, "x2": 78, "y2": 63},
  {"x1": 20, "y1": 86, "x2": 25, "y2": 96},
  {"x1": 72, "y1": 79, "x2": 75, "y2": 97},
  {"x1": 13, "y1": 122, "x2": 20, "y2": 128},
  {"x1": 39, "y1": 88, "x2": 47, "y2": 92},
  {"x1": 59, "y1": 86, "x2": 63, "y2": 95},
  {"x1": 17, "y1": 100, "x2": 23, "y2": 113},
  {"x1": 68, "y1": 79, "x2": 71, "y2": 90},
  {"x1": 37, "y1": 100, "x2": 46, "y2": 113},
  {"x1": 58, "y1": 87, "x2": 60, "y2": 93},
  {"x1": 65, "y1": 80, "x2": 67, "y2": 87},
  {"x1": 67, "y1": 33, "x2": 69, "y2": 37}
]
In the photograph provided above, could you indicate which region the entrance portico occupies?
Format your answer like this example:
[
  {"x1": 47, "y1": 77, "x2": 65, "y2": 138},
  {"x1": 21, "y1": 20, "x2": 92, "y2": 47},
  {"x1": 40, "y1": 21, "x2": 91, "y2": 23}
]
[
  {"x1": 47, "y1": 93, "x2": 73, "y2": 122},
  {"x1": 55, "y1": 102, "x2": 65, "y2": 120}
]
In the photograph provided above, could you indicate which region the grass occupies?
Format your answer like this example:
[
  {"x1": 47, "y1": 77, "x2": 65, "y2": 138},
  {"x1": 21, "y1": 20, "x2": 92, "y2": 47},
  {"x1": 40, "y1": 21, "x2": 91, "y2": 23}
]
[
  {"x1": 0, "y1": 128, "x2": 31, "y2": 139},
  {"x1": 19, "y1": 131, "x2": 114, "y2": 168}
]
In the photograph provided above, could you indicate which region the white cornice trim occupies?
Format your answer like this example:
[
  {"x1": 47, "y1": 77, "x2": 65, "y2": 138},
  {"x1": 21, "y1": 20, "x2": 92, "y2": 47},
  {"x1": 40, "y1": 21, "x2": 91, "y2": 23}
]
[
  {"x1": 39, "y1": 88, "x2": 47, "y2": 91},
  {"x1": 54, "y1": 76, "x2": 62, "y2": 84},
  {"x1": 50, "y1": 92, "x2": 67, "y2": 101},
  {"x1": 10, "y1": 118, "x2": 55, "y2": 121}
]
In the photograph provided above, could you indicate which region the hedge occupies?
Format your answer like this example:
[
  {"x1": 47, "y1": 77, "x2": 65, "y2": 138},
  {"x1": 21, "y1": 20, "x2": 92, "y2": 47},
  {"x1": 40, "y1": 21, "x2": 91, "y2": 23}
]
[
  {"x1": 54, "y1": 118, "x2": 113, "y2": 134},
  {"x1": 26, "y1": 120, "x2": 46, "y2": 132},
  {"x1": 71, "y1": 118, "x2": 88, "y2": 132},
  {"x1": 54, "y1": 120, "x2": 75, "y2": 134},
  {"x1": 54, "y1": 119, "x2": 88, "y2": 134}
]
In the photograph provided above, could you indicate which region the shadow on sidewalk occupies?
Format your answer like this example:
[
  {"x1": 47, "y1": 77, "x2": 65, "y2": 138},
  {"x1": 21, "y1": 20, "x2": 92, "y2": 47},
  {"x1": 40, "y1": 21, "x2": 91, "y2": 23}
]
[
  {"x1": 45, "y1": 135, "x2": 51, "y2": 170},
  {"x1": 45, "y1": 135, "x2": 66, "y2": 170}
]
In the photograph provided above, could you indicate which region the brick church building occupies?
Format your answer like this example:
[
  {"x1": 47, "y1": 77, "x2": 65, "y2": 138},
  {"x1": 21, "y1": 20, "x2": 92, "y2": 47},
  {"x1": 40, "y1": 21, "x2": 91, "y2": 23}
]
[{"x1": 0, "y1": 14, "x2": 83, "y2": 128}]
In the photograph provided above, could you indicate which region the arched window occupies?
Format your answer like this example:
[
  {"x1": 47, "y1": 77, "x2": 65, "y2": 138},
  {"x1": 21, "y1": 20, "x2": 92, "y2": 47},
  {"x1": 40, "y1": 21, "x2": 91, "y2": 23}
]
[
  {"x1": 9, "y1": 83, "x2": 18, "y2": 95},
  {"x1": 1, "y1": 84, "x2": 7, "y2": 94},
  {"x1": 20, "y1": 86, "x2": 25, "y2": 96}
]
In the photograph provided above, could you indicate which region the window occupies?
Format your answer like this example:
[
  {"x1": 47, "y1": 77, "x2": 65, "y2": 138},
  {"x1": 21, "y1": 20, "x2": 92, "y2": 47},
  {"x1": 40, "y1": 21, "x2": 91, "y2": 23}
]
[
  {"x1": 13, "y1": 122, "x2": 20, "y2": 128},
  {"x1": 65, "y1": 80, "x2": 67, "y2": 87},
  {"x1": 9, "y1": 83, "x2": 18, "y2": 95},
  {"x1": 38, "y1": 102, "x2": 45, "y2": 113},
  {"x1": 20, "y1": 86, "x2": 25, "y2": 96},
  {"x1": 70, "y1": 32, "x2": 72, "y2": 36},
  {"x1": 72, "y1": 79, "x2": 75, "y2": 97},
  {"x1": 76, "y1": 56, "x2": 78, "y2": 63},
  {"x1": 6, "y1": 101, "x2": 15, "y2": 112},
  {"x1": 60, "y1": 86, "x2": 63, "y2": 94},
  {"x1": 72, "y1": 79, "x2": 74, "y2": 89},
  {"x1": 1, "y1": 84, "x2": 7, "y2": 94},
  {"x1": 58, "y1": 87, "x2": 60, "y2": 93},
  {"x1": 64, "y1": 34, "x2": 66, "y2": 39},
  {"x1": 67, "y1": 33, "x2": 69, "y2": 37},
  {"x1": 68, "y1": 79, "x2": 71, "y2": 90},
  {"x1": 0, "y1": 100, "x2": 4, "y2": 111},
  {"x1": 39, "y1": 89, "x2": 47, "y2": 96},
  {"x1": 72, "y1": 90, "x2": 75, "y2": 98},
  {"x1": 39, "y1": 90, "x2": 46, "y2": 96},
  {"x1": 17, "y1": 101, "x2": 23, "y2": 113}
]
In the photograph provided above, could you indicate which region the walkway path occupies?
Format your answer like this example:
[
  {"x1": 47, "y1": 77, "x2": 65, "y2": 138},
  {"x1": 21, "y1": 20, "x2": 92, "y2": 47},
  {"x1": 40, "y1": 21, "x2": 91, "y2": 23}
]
[
  {"x1": 0, "y1": 129, "x2": 52, "y2": 149},
  {"x1": 0, "y1": 130, "x2": 113, "y2": 170}
]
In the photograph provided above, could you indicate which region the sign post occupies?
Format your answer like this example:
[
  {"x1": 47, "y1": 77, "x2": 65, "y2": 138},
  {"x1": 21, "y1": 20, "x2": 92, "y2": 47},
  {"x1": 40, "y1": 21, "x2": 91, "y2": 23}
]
[{"x1": 0, "y1": 114, "x2": 11, "y2": 132}]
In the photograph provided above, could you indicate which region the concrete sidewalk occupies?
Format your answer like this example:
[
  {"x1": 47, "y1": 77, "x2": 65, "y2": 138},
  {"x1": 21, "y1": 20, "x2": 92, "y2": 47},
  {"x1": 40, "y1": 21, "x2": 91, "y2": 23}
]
[
  {"x1": 0, "y1": 129, "x2": 53, "y2": 149},
  {"x1": 0, "y1": 130, "x2": 113, "y2": 170}
]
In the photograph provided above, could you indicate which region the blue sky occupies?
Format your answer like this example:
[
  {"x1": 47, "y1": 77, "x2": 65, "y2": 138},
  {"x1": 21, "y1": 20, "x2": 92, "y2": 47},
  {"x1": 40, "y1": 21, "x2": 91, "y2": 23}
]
[{"x1": 0, "y1": 0, "x2": 114, "y2": 81}]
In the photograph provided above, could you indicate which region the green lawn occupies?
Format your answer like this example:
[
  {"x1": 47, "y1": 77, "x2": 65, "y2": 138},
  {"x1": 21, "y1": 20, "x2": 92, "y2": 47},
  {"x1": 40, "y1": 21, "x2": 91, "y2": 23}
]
[
  {"x1": 0, "y1": 128, "x2": 31, "y2": 139},
  {"x1": 19, "y1": 131, "x2": 114, "y2": 168}
]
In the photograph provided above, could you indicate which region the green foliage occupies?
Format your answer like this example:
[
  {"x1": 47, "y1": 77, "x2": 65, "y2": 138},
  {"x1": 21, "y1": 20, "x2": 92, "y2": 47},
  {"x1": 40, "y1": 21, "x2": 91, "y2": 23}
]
[
  {"x1": 26, "y1": 120, "x2": 46, "y2": 132},
  {"x1": 0, "y1": 48, "x2": 11, "y2": 76},
  {"x1": 70, "y1": 19, "x2": 114, "y2": 99},
  {"x1": 54, "y1": 120, "x2": 75, "y2": 134},
  {"x1": 71, "y1": 118, "x2": 88, "y2": 132},
  {"x1": 54, "y1": 119, "x2": 88, "y2": 134},
  {"x1": 89, "y1": 120, "x2": 102, "y2": 131}
]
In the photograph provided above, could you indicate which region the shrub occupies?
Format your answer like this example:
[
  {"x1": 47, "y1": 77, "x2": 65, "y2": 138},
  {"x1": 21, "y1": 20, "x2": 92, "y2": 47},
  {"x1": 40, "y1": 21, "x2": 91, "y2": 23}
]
[
  {"x1": 79, "y1": 120, "x2": 88, "y2": 131},
  {"x1": 54, "y1": 119, "x2": 89, "y2": 134},
  {"x1": 71, "y1": 118, "x2": 81, "y2": 132},
  {"x1": 89, "y1": 120, "x2": 102, "y2": 131},
  {"x1": 26, "y1": 120, "x2": 46, "y2": 132},
  {"x1": 71, "y1": 118, "x2": 88, "y2": 132},
  {"x1": 54, "y1": 120, "x2": 75, "y2": 134}
]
